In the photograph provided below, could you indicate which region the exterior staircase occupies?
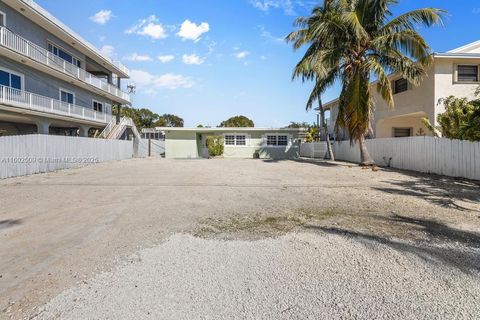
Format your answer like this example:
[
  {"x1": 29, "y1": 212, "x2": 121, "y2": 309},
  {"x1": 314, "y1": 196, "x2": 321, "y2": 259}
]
[{"x1": 98, "y1": 117, "x2": 141, "y2": 140}]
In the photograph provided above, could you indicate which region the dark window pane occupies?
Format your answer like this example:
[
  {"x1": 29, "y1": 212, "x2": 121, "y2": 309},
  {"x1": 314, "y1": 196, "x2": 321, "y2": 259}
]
[
  {"x1": 0, "y1": 70, "x2": 9, "y2": 86},
  {"x1": 0, "y1": 13, "x2": 5, "y2": 26},
  {"x1": 278, "y1": 135, "x2": 288, "y2": 146},
  {"x1": 61, "y1": 91, "x2": 74, "y2": 104},
  {"x1": 458, "y1": 65, "x2": 478, "y2": 82},
  {"x1": 10, "y1": 74, "x2": 21, "y2": 89},
  {"x1": 267, "y1": 135, "x2": 277, "y2": 146},
  {"x1": 93, "y1": 102, "x2": 103, "y2": 112},
  {"x1": 58, "y1": 49, "x2": 73, "y2": 64},
  {"x1": 236, "y1": 135, "x2": 246, "y2": 146},
  {"x1": 394, "y1": 78, "x2": 408, "y2": 94},
  {"x1": 225, "y1": 135, "x2": 235, "y2": 145},
  {"x1": 393, "y1": 128, "x2": 412, "y2": 138}
]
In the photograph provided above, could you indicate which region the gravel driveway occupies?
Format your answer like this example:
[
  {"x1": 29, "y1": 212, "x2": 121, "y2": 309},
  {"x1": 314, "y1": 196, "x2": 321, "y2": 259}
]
[
  {"x1": 1, "y1": 158, "x2": 479, "y2": 319},
  {"x1": 34, "y1": 232, "x2": 480, "y2": 320}
]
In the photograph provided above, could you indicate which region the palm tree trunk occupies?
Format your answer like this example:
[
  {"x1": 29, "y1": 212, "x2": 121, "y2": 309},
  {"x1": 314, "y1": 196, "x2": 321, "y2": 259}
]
[
  {"x1": 325, "y1": 134, "x2": 335, "y2": 161},
  {"x1": 318, "y1": 98, "x2": 335, "y2": 161},
  {"x1": 359, "y1": 135, "x2": 374, "y2": 165}
]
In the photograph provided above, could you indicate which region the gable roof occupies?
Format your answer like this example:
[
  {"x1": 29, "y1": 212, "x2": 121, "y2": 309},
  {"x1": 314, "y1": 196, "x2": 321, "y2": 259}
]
[{"x1": 447, "y1": 40, "x2": 480, "y2": 54}]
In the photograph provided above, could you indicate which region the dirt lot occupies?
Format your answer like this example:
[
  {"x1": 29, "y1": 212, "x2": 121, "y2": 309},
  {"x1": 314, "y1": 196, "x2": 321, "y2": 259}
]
[{"x1": 0, "y1": 158, "x2": 479, "y2": 319}]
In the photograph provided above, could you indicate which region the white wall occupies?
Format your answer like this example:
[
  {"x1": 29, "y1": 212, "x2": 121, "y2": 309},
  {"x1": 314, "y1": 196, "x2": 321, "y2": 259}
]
[
  {"x1": 134, "y1": 139, "x2": 165, "y2": 158},
  {"x1": 300, "y1": 142, "x2": 328, "y2": 159},
  {"x1": 0, "y1": 134, "x2": 134, "y2": 179},
  {"x1": 333, "y1": 137, "x2": 480, "y2": 180}
]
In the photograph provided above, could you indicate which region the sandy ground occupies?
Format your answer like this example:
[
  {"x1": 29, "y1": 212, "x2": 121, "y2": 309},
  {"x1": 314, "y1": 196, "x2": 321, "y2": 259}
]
[{"x1": 0, "y1": 158, "x2": 479, "y2": 319}]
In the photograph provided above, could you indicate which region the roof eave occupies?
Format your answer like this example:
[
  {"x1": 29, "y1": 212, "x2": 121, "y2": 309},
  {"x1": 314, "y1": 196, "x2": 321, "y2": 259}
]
[{"x1": 5, "y1": 0, "x2": 130, "y2": 78}]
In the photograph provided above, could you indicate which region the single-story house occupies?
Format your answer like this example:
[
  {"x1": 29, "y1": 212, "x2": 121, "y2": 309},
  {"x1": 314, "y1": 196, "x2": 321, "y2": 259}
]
[{"x1": 156, "y1": 127, "x2": 306, "y2": 159}]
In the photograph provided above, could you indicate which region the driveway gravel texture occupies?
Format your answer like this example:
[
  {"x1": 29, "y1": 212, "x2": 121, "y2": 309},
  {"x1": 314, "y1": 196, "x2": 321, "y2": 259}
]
[{"x1": 0, "y1": 158, "x2": 479, "y2": 319}]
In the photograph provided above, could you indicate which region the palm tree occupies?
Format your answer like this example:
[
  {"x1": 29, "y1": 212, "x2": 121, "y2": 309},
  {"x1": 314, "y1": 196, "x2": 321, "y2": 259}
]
[{"x1": 287, "y1": 0, "x2": 444, "y2": 165}]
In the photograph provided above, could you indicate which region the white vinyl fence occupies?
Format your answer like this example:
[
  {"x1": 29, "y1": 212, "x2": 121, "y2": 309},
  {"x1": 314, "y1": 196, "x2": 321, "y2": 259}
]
[
  {"x1": 300, "y1": 142, "x2": 328, "y2": 159},
  {"x1": 0, "y1": 135, "x2": 134, "y2": 179},
  {"x1": 333, "y1": 136, "x2": 480, "y2": 180},
  {"x1": 134, "y1": 139, "x2": 165, "y2": 158}
]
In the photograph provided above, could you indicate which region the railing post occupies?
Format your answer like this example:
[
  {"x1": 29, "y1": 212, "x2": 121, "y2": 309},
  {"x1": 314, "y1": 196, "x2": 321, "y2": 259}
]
[
  {"x1": 94, "y1": 111, "x2": 97, "y2": 120},
  {"x1": 51, "y1": 99, "x2": 54, "y2": 111},
  {"x1": 82, "y1": 107, "x2": 85, "y2": 119},
  {"x1": 104, "y1": 112, "x2": 107, "y2": 122},
  {"x1": 68, "y1": 103, "x2": 71, "y2": 115},
  {"x1": 0, "y1": 27, "x2": 4, "y2": 46},
  {"x1": 1, "y1": 86, "x2": 5, "y2": 103}
]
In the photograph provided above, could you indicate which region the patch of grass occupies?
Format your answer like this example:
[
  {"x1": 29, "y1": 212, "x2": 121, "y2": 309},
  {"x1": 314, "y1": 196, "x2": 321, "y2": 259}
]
[{"x1": 195, "y1": 207, "x2": 343, "y2": 239}]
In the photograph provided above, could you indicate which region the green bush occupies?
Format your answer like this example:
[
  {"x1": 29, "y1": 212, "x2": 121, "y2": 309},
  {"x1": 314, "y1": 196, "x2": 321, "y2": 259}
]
[{"x1": 206, "y1": 136, "x2": 224, "y2": 157}]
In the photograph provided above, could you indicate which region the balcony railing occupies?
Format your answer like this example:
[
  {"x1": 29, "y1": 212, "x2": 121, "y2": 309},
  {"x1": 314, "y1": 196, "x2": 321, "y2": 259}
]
[
  {"x1": 0, "y1": 85, "x2": 112, "y2": 124},
  {"x1": 0, "y1": 27, "x2": 130, "y2": 103}
]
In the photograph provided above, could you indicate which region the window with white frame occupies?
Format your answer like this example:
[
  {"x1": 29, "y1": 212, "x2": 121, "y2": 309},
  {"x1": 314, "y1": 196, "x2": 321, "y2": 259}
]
[
  {"x1": 235, "y1": 135, "x2": 246, "y2": 146},
  {"x1": 0, "y1": 11, "x2": 6, "y2": 26},
  {"x1": 225, "y1": 135, "x2": 235, "y2": 145},
  {"x1": 266, "y1": 134, "x2": 289, "y2": 146},
  {"x1": 0, "y1": 67, "x2": 23, "y2": 90},
  {"x1": 457, "y1": 65, "x2": 479, "y2": 82},
  {"x1": 266, "y1": 135, "x2": 277, "y2": 146},
  {"x1": 60, "y1": 89, "x2": 75, "y2": 104},
  {"x1": 278, "y1": 135, "x2": 288, "y2": 146},
  {"x1": 48, "y1": 42, "x2": 81, "y2": 68},
  {"x1": 93, "y1": 100, "x2": 104, "y2": 112},
  {"x1": 224, "y1": 134, "x2": 247, "y2": 146}
]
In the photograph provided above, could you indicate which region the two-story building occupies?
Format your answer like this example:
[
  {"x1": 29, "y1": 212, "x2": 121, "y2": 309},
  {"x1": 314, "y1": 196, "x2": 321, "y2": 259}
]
[
  {"x1": 324, "y1": 40, "x2": 480, "y2": 139},
  {"x1": 0, "y1": 0, "x2": 130, "y2": 137}
]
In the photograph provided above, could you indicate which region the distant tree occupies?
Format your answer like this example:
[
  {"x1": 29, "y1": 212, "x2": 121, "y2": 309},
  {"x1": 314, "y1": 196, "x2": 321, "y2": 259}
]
[
  {"x1": 197, "y1": 124, "x2": 204, "y2": 128},
  {"x1": 154, "y1": 114, "x2": 184, "y2": 127},
  {"x1": 113, "y1": 106, "x2": 159, "y2": 129},
  {"x1": 423, "y1": 96, "x2": 480, "y2": 141},
  {"x1": 113, "y1": 107, "x2": 184, "y2": 129},
  {"x1": 286, "y1": 121, "x2": 312, "y2": 128},
  {"x1": 219, "y1": 115, "x2": 254, "y2": 127}
]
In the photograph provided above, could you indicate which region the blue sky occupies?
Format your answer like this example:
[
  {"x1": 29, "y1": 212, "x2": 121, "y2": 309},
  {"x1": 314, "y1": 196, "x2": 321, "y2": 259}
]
[{"x1": 35, "y1": 0, "x2": 480, "y2": 127}]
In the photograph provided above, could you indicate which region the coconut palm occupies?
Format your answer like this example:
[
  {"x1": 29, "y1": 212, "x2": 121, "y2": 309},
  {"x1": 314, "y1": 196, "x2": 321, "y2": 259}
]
[{"x1": 287, "y1": 0, "x2": 444, "y2": 165}]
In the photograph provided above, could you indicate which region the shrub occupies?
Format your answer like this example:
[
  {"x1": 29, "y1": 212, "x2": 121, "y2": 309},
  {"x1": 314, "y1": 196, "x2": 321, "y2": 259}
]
[{"x1": 206, "y1": 136, "x2": 224, "y2": 157}]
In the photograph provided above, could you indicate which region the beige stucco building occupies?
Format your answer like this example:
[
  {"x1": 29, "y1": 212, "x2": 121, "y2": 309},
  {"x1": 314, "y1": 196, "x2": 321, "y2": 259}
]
[{"x1": 324, "y1": 41, "x2": 480, "y2": 139}]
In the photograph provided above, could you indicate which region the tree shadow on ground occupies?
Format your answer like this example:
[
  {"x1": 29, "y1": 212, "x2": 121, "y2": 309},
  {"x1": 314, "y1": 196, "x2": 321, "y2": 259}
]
[
  {"x1": 0, "y1": 219, "x2": 22, "y2": 230},
  {"x1": 261, "y1": 158, "x2": 348, "y2": 168},
  {"x1": 305, "y1": 213, "x2": 480, "y2": 274},
  {"x1": 373, "y1": 171, "x2": 480, "y2": 212}
]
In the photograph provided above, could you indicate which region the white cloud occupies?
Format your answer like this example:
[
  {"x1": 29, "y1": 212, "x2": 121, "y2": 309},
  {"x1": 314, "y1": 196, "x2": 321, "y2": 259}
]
[
  {"x1": 130, "y1": 69, "x2": 194, "y2": 91},
  {"x1": 99, "y1": 45, "x2": 115, "y2": 59},
  {"x1": 90, "y1": 10, "x2": 114, "y2": 25},
  {"x1": 182, "y1": 54, "x2": 205, "y2": 65},
  {"x1": 261, "y1": 55, "x2": 267, "y2": 60},
  {"x1": 158, "y1": 55, "x2": 175, "y2": 63},
  {"x1": 259, "y1": 25, "x2": 285, "y2": 43},
  {"x1": 235, "y1": 51, "x2": 250, "y2": 59},
  {"x1": 124, "y1": 53, "x2": 153, "y2": 61},
  {"x1": 177, "y1": 20, "x2": 210, "y2": 42},
  {"x1": 126, "y1": 15, "x2": 167, "y2": 40},
  {"x1": 249, "y1": 0, "x2": 296, "y2": 15}
]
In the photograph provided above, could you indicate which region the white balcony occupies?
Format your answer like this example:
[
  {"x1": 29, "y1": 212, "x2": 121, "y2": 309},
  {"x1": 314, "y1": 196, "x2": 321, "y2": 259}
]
[
  {"x1": 0, "y1": 85, "x2": 112, "y2": 124},
  {"x1": 0, "y1": 26, "x2": 130, "y2": 103}
]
